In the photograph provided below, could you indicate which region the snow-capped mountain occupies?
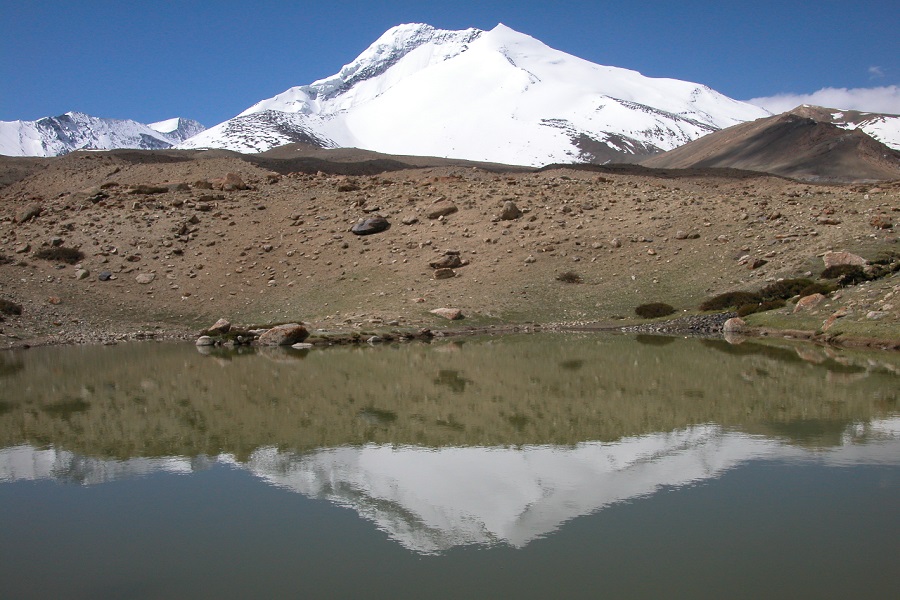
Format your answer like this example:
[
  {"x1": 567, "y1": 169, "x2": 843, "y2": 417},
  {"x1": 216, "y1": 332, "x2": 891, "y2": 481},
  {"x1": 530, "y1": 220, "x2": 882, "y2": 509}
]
[
  {"x1": 148, "y1": 117, "x2": 206, "y2": 144},
  {"x1": 789, "y1": 104, "x2": 900, "y2": 150},
  {"x1": 181, "y1": 23, "x2": 770, "y2": 166},
  {"x1": 0, "y1": 111, "x2": 205, "y2": 157}
]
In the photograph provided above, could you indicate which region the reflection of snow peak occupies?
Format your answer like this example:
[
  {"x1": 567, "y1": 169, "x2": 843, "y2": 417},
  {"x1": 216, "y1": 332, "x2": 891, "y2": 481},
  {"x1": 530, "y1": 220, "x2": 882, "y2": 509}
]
[{"x1": 2, "y1": 419, "x2": 897, "y2": 554}]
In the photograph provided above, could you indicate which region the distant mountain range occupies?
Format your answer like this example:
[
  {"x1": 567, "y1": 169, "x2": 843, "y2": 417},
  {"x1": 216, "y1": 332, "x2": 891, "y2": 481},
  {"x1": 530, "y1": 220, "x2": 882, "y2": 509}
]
[
  {"x1": 1, "y1": 22, "x2": 899, "y2": 177},
  {"x1": 0, "y1": 112, "x2": 205, "y2": 157}
]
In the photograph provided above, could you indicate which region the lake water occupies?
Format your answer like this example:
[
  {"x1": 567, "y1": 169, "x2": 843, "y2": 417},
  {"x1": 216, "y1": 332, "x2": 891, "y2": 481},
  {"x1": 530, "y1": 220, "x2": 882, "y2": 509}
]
[{"x1": 1, "y1": 334, "x2": 898, "y2": 599}]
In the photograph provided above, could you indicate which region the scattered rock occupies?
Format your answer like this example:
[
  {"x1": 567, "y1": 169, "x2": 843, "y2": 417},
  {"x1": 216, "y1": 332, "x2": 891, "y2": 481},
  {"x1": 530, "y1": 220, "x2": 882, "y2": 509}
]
[
  {"x1": 135, "y1": 273, "x2": 156, "y2": 284},
  {"x1": 98, "y1": 271, "x2": 113, "y2": 281},
  {"x1": 793, "y1": 293, "x2": 825, "y2": 313},
  {"x1": 427, "y1": 201, "x2": 458, "y2": 219},
  {"x1": 822, "y1": 309, "x2": 849, "y2": 331},
  {"x1": 16, "y1": 204, "x2": 42, "y2": 224},
  {"x1": 429, "y1": 254, "x2": 463, "y2": 269},
  {"x1": 207, "y1": 318, "x2": 231, "y2": 335},
  {"x1": 823, "y1": 251, "x2": 867, "y2": 268},
  {"x1": 430, "y1": 308, "x2": 463, "y2": 320},
  {"x1": 291, "y1": 342, "x2": 314, "y2": 350},
  {"x1": 750, "y1": 258, "x2": 768, "y2": 270},
  {"x1": 499, "y1": 200, "x2": 522, "y2": 220},
  {"x1": 433, "y1": 268, "x2": 456, "y2": 280},
  {"x1": 350, "y1": 215, "x2": 391, "y2": 235},
  {"x1": 75, "y1": 268, "x2": 90, "y2": 280},
  {"x1": 258, "y1": 323, "x2": 309, "y2": 346},
  {"x1": 401, "y1": 216, "x2": 419, "y2": 225}
]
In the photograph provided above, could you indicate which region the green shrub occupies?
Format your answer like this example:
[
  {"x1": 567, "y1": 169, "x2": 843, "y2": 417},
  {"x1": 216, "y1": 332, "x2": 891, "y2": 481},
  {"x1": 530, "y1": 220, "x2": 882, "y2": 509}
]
[
  {"x1": 556, "y1": 271, "x2": 582, "y2": 284},
  {"x1": 736, "y1": 299, "x2": 786, "y2": 317},
  {"x1": 821, "y1": 264, "x2": 868, "y2": 286},
  {"x1": 635, "y1": 302, "x2": 676, "y2": 319},
  {"x1": 0, "y1": 298, "x2": 23, "y2": 316},
  {"x1": 798, "y1": 282, "x2": 836, "y2": 297},
  {"x1": 34, "y1": 246, "x2": 84, "y2": 265},
  {"x1": 699, "y1": 291, "x2": 761, "y2": 311},
  {"x1": 759, "y1": 278, "x2": 814, "y2": 301}
]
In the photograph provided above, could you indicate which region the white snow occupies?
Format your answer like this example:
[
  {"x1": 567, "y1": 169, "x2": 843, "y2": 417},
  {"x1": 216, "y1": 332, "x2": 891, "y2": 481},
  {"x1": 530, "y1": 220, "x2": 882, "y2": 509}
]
[{"x1": 180, "y1": 23, "x2": 772, "y2": 165}]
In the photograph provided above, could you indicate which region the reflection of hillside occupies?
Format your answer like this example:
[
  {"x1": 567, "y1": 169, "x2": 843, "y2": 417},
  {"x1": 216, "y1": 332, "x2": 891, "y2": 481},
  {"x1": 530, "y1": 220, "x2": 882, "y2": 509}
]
[{"x1": 0, "y1": 335, "x2": 897, "y2": 459}]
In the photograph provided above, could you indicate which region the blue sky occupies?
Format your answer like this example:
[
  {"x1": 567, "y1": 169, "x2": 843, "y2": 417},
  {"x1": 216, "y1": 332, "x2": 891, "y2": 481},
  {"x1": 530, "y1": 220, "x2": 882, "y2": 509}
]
[{"x1": 1, "y1": 0, "x2": 897, "y2": 126}]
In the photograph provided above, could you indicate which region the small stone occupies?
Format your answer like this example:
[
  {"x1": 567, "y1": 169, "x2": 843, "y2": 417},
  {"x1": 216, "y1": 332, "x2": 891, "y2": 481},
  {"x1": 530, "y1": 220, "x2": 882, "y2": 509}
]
[
  {"x1": 866, "y1": 311, "x2": 887, "y2": 320},
  {"x1": 98, "y1": 271, "x2": 113, "y2": 281},
  {"x1": 75, "y1": 268, "x2": 90, "y2": 280},
  {"x1": 750, "y1": 258, "x2": 768, "y2": 270},
  {"x1": 675, "y1": 230, "x2": 689, "y2": 240},
  {"x1": 135, "y1": 273, "x2": 156, "y2": 284},
  {"x1": 433, "y1": 268, "x2": 456, "y2": 280},
  {"x1": 401, "y1": 216, "x2": 419, "y2": 225},
  {"x1": 291, "y1": 342, "x2": 314, "y2": 350}
]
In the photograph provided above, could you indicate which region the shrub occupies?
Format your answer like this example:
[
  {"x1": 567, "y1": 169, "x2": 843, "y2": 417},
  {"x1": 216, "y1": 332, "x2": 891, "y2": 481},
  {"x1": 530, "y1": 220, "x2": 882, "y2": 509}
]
[
  {"x1": 556, "y1": 271, "x2": 582, "y2": 283},
  {"x1": 759, "y1": 278, "x2": 813, "y2": 301},
  {"x1": 34, "y1": 246, "x2": 84, "y2": 265},
  {"x1": 821, "y1": 264, "x2": 868, "y2": 286},
  {"x1": 798, "y1": 282, "x2": 836, "y2": 297},
  {"x1": 699, "y1": 291, "x2": 761, "y2": 311},
  {"x1": 736, "y1": 299, "x2": 786, "y2": 317},
  {"x1": 635, "y1": 302, "x2": 676, "y2": 319},
  {"x1": 0, "y1": 298, "x2": 23, "y2": 316}
]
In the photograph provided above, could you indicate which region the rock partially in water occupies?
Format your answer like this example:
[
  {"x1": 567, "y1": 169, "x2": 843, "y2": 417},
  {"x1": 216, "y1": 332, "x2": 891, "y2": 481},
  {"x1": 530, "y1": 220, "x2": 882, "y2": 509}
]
[
  {"x1": 195, "y1": 335, "x2": 215, "y2": 346},
  {"x1": 258, "y1": 323, "x2": 309, "y2": 346}
]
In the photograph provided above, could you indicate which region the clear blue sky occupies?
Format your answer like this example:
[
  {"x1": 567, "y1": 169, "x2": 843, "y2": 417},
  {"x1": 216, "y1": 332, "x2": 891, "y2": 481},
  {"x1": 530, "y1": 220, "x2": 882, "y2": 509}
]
[{"x1": 2, "y1": 0, "x2": 898, "y2": 126}]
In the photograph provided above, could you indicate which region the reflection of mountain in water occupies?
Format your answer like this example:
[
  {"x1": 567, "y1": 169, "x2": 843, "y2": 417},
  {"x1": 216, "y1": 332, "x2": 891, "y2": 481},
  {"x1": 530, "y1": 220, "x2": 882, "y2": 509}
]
[{"x1": 4, "y1": 418, "x2": 897, "y2": 554}]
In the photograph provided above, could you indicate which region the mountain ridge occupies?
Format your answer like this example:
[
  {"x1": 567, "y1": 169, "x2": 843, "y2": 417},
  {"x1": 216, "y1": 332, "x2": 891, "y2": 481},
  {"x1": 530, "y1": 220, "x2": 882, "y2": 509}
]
[
  {"x1": 180, "y1": 23, "x2": 770, "y2": 165},
  {"x1": 0, "y1": 112, "x2": 205, "y2": 157}
]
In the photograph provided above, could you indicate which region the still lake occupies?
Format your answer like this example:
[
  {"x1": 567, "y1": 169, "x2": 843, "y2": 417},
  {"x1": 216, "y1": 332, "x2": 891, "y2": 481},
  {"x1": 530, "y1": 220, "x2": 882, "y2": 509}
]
[{"x1": 1, "y1": 333, "x2": 898, "y2": 599}]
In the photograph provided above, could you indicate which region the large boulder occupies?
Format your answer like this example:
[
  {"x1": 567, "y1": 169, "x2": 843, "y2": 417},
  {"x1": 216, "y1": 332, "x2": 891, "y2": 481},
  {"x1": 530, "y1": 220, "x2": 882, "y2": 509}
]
[
  {"x1": 793, "y1": 293, "x2": 826, "y2": 313},
  {"x1": 430, "y1": 308, "x2": 463, "y2": 320},
  {"x1": 823, "y1": 251, "x2": 866, "y2": 268},
  {"x1": 258, "y1": 323, "x2": 309, "y2": 346}
]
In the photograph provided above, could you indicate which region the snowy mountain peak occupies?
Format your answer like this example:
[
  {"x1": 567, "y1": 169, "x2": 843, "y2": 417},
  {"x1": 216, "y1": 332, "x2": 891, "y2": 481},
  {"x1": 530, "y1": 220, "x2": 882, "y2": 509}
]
[
  {"x1": 185, "y1": 22, "x2": 770, "y2": 164},
  {"x1": 0, "y1": 112, "x2": 205, "y2": 157}
]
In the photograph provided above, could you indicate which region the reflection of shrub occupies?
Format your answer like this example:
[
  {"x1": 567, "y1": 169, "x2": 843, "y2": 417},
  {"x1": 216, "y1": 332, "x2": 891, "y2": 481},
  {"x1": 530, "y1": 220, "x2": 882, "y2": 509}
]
[
  {"x1": 821, "y1": 264, "x2": 868, "y2": 285},
  {"x1": 635, "y1": 302, "x2": 675, "y2": 318},
  {"x1": 736, "y1": 299, "x2": 786, "y2": 317},
  {"x1": 556, "y1": 271, "x2": 582, "y2": 283},
  {"x1": 759, "y1": 278, "x2": 813, "y2": 301},
  {"x1": 699, "y1": 291, "x2": 761, "y2": 311},
  {"x1": 34, "y1": 246, "x2": 84, "y2": 264}
]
